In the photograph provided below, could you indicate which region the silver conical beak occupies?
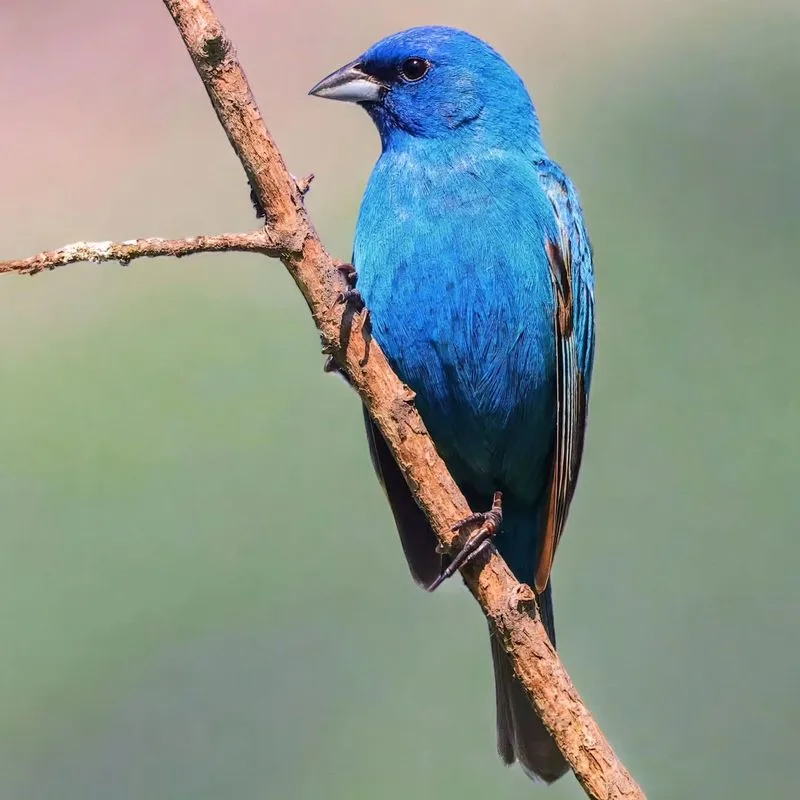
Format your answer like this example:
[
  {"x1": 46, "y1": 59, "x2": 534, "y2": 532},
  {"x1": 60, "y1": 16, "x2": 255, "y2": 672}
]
[{"x1": 308, "y1": 60, "x2": 385, "y2": 103}]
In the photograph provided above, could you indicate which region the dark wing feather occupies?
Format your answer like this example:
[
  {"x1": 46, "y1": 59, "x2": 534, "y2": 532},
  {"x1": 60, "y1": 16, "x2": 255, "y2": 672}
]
[
  {"x1": 534, "y1": 197, "x2": 593, "y2": 593},
  {"x1": 362, "y1": 405, "x2": 444, "y2": 589}
]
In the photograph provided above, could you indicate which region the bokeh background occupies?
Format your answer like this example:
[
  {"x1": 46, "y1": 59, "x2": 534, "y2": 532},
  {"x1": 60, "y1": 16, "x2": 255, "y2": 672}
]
[{"x1": 1, "y1": 1, "x2": 798, "y2": 798}]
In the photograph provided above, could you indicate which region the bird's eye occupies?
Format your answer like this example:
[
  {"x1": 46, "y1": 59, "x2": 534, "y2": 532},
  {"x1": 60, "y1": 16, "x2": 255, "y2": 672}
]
[{"x1": 399, "y1": 57, "x2": 430, "y2": 82}]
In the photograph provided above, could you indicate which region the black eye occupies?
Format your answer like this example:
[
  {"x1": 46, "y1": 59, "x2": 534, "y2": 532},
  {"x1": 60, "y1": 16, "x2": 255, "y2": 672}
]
[{"x1": 399, "y1": 57, "x2": 430, "y2": 82}]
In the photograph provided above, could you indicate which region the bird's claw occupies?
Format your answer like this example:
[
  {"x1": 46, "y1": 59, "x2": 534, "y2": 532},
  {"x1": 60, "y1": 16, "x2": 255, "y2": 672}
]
[
  {"x1": 337, "y1": 287, "x2": 365, "y2": 310},
  {"x1": 324, "y1": 262, "x2": 370, "y2": 377},
  {"x1": 335, "y1": 262, "x2": 366, "y2": 312},
  {"x1": 449, "y1": 491, "x2": 504, "y2": 536},
  {"x1": 336, "y1": 262, "x2": 358, "y2": 286},
  {"x1": 429, "y1": 491, "x2": 503, "y2": 591}
]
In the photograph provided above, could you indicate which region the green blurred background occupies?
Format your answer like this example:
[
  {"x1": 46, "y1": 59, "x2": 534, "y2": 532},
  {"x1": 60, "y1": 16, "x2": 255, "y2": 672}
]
[{"x1": 1, "y1": 1, "x2": 798, "y2": 798}]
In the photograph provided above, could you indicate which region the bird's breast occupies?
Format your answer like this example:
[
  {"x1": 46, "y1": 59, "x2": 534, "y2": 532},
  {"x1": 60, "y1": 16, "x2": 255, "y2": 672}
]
[{"x1": 354, "y1": 149, "x2": 558, "y2": 499}]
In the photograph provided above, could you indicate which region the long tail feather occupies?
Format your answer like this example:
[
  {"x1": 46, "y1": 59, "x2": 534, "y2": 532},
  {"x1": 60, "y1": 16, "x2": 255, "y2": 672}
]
[{"x1": 490, "y1": 583, "x2": 568, "y2": 783}]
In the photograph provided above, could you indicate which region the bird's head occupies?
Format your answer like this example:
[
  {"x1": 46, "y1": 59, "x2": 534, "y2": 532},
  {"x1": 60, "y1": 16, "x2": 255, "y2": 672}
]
[{"x1": 309, "y1": 26, "x2": 543, "y2": 154}]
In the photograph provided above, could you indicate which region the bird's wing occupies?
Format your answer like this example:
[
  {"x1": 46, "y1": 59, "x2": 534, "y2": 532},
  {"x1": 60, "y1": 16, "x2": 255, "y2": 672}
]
[
  {"x1": 534, "y1": 163, "x2": 596, "y2": 593},
  {"x1": 362, "y1": 405, "x2": 445, "y2": 589}
]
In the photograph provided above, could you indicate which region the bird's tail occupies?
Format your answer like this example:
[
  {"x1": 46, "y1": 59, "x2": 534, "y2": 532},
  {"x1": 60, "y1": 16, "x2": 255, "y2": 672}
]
[{"x1": 490, "y1": 582, "x2": 568, "y2": 783}]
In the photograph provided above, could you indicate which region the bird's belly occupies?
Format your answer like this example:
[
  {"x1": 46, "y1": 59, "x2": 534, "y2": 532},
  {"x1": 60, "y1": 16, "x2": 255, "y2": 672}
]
[{"x1": 368, "y1": 285, "x2": 555, "y2": 504}]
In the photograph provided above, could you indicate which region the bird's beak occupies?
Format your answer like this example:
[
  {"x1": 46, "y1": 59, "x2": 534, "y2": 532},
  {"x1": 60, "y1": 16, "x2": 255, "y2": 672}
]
[{"x1": 308, "y1": 59, "x2": 386, "y2": 103}]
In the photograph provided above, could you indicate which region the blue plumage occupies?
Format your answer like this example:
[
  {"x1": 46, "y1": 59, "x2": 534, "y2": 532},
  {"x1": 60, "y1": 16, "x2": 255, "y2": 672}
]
[{"x1": 311, "y1": 26, "x2": 595, "y2": 783}]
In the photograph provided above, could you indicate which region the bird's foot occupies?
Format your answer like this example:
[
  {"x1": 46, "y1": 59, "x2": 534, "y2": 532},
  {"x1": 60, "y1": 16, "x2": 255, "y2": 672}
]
[
  {"x1": 335, "y1": 262, "x2": 366, "y2": 312},
  {"x1": 323, "y1": 262, "x2": 360, "y2": 377},
  {"x1": 324, "y1": 262, "x2": 371, "y2": 377},
  {"x1": 336, "y1": 261, "x2": 358, "y2": 286},
  {"x1": 429, "y1": 491, "x2": 503, "y2": 591}
]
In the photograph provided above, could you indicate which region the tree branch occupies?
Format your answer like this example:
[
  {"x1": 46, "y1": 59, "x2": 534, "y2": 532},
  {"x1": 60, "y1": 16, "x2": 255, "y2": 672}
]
[
  {"x1": 0, "y1": 1, "x2": 645, "y2": 797},
  {"x1": 0, "y1": 232, "x2": 274, "y2": 275}
]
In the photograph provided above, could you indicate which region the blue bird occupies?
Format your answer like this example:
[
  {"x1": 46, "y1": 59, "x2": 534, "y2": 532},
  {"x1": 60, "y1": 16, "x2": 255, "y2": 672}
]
[{"x1": 310, "y1": 26, "x2": 595, "y2": 783}]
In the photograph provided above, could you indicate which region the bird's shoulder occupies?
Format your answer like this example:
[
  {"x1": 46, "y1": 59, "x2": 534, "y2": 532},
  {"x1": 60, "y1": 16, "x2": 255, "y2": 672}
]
[
  {"x1": 535, "y1": 158, "x2": 595, "y2": 389},
  {"x1": 534, "y1": 158, "x2": 594, "y2": 294}
]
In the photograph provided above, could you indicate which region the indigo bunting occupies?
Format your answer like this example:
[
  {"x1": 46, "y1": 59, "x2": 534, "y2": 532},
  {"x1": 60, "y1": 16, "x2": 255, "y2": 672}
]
[{"x1": 310, "y1": 26, "x2": 594, "y2": 783}]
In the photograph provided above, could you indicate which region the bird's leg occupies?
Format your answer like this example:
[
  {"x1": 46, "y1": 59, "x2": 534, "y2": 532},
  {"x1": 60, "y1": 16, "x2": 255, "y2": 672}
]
[
  {"x1": 429, "y1": 491, "x2": 503, "y2": 591},
  {"x1": 335, "y1": 261, "x2": 365, "y2": 311},
  {"x1": 323, "y1": 262, "x2": 369, "y2": 378}
]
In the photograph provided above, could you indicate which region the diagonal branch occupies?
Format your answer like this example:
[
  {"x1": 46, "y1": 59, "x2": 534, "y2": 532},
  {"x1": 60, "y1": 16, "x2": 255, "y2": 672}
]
[{"x1": 0, "y1": 1, "x2": 645, "y2": 797}]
